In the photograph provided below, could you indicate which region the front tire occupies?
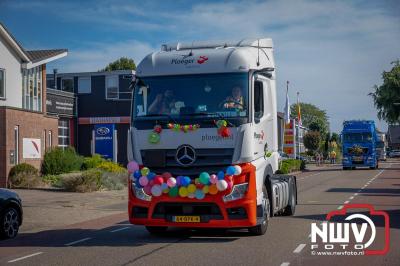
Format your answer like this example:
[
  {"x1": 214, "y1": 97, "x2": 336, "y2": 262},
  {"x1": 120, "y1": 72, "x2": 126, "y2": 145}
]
[
  {"x1": 282, "y1": 183, "x2": 296, "y2": 216},
  {"x1": 248, "y1": 185, "x2": 270, "y2": 236},
  {"x1": 1, "y1": 207, "x2": 20, "y2": 239}
]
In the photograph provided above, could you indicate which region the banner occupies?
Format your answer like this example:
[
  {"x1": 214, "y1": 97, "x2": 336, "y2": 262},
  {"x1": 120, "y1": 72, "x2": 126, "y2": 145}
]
[{"x1": 94, "y1": 124, "x2": 115, "y2": 160}]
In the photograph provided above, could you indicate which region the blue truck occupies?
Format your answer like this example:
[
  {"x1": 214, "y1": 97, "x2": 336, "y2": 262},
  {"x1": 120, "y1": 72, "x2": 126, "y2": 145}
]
[{"x1": 341, "y1": 120, "x2": 378, "y2": 170}]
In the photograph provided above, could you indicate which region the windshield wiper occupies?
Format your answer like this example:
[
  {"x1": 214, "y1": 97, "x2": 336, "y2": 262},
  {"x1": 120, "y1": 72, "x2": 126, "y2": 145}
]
[{"x1": 185, "y1": 112, "x2": 235, "y2": 127}]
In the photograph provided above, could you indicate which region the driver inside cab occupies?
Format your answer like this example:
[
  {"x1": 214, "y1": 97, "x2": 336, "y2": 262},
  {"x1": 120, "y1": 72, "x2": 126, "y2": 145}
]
[{"x1": 223, "y1": 86, "x2": 244, "y2": 110}]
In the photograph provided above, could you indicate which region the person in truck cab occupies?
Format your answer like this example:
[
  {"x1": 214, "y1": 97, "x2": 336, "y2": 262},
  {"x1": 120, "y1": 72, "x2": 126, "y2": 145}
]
[
  {"x1": 222, "y1": 86, "x2": 245, "y2": 110},
  {"x1": 148, "y1": 89, "x2": 177, "y2": 114}
]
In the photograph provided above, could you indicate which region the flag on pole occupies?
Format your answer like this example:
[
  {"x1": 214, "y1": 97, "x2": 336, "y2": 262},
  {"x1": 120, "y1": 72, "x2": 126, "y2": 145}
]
[
  {"x1": 284, "y1": 81, "x2": 290, "y2": 124},
  {"x1": 297, "y1": 92, "x2": 302, "y2": 126}
]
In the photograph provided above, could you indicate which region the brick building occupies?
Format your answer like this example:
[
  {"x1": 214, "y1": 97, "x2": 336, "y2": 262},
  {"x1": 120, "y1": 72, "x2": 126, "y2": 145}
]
[{"x1": 0, "y1": 23, "x2": 67, "y2": 187}]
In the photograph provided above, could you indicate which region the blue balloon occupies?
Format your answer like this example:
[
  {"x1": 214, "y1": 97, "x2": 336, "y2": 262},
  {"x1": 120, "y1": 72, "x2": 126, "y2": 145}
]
[
  {"x1": 226, "y1": 166, "x2": 236, "y2": 176},
  {"x1": 133, "y1": 170, "x2": 141, "y2": 178},
  {"x1": 181, "y1": 176, "x2": 191, "y2": 186},
  {"x1": 217, "y1": 171, "x2": 225, "y2": 180},
  {"x1": 135, "y1": 179, "x2": 143, "y2": 188},
  {"x1": 147, "y1": 172, "x2": 156, "y2": 180},
  {"x1": 195, "y1": 189, "x2": 205, "y2": 200},
  {"x1": 176, "y1": 176, "x2": 183, "y2": 186}
]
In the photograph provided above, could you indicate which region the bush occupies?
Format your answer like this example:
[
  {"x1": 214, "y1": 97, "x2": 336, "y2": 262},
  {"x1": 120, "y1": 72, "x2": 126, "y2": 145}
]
[
  {"x1": 304, "y1": 131, "x2": 322, "y2": 153},
  {"x1": 100, "y1": 172, "x2": 127, "y2": 190},
  {"x1": 42, "y1": 175, "x2": 62, "y2": 187},
  {"x1": 82, "y1": 154, "x2": 106, "y2": 170},
  {"x1": 8, "y1": 163, "x2": 41, "y2": 188},
  {"x1": 42, "y1": 147, "x2": 83, "y2": 175},
  {"x1": 277, "y1": 159, "x2": 302, "y2": 174},
  {"x1": 97, "y1": 161, "x2": 126, "y2": 173},
  {"x1": 59, "y1": 170, "x2": 102, "y2": 192}
]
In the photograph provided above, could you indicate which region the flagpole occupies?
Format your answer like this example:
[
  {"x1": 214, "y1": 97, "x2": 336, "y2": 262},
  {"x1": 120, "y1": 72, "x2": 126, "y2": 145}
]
[{"x1": 297, "y1": 91, "x2": 300, "y2": 158}]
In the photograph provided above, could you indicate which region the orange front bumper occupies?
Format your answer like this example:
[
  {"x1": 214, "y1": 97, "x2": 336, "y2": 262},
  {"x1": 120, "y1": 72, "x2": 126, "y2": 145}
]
[{"x1": 128, "y1": 163, "x2": 257, "y2": 228}]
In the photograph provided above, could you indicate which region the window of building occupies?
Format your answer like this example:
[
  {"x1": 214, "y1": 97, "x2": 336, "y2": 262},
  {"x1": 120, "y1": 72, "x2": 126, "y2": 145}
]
[
  {"x1": 254, "y1": 81, "x2": 264, "y2": 122},
  {"x1": 22, "y1": 67, "x2": 42, "y2": 111},
  {"x1": 14, "y1": 126, "x2": 19, "y2": 165},
  {"x1": 105, "y1": 75, "x2": 119, "y2": 99},
  {"x1": 48, "y1": 130, "x2": 52, "y2": 148},
  {"x1": 62, "y1": 78, "x2": 74, "y2": 92},
  {"x1": 78, "y1": 77, "x2": 91, "y2": 94},
  {"x1": 0, "y1": 69, "x2": 5, "y2": 99},
  {"x1": 58, "y1": 119, "x2": 70, "y2": 149}
]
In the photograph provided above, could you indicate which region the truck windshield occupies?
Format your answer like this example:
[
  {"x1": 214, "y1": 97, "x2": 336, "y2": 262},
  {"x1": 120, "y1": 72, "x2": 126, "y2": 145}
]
[
  {"x1": 133, "y1": 73, "x2": 249, "y2": 119},
  {"x1": 343, "y1": 133, "x2": 372, "y2": 142}
]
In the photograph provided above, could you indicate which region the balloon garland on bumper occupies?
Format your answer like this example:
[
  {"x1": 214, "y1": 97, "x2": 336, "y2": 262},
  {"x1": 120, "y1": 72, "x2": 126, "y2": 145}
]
[{"x1": 127, "y1": 161, "x2": 242, "y2": 199}]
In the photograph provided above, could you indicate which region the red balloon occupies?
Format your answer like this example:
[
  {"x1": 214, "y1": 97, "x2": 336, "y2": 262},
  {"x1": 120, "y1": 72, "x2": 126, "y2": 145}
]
[
  {"x1": 154, "y1": 125, "x2": 162, "y2": 134},
  {"x1": 153, "y1": 176, "x2": 164, "y2": 185},
  {"x1": 162, "y1": 172, "x2": 172, "y2": 179},
  {"x1": 221, "y1": 127, "x2": 231, "y2": 138}
]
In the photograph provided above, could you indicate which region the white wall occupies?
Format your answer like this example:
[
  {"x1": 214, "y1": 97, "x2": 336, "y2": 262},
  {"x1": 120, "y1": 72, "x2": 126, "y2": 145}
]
[{"x1": 0, "y1": 36, "x2": 23, "y2": 108}]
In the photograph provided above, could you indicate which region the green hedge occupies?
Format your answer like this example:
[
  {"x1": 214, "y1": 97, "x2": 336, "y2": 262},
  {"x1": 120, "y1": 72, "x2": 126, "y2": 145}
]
[
  {"x1": 276, "y1": 159, "x2": 303, "y2": 174},
  {"x1": 42, "y1": 147, "x2": 83, "y2": 175},
  {"x1": 8, "y1": 163, "x2": 41, "y2": 188}
]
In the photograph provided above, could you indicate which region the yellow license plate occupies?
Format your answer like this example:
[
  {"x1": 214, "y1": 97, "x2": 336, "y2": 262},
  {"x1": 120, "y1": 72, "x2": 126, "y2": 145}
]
[{"x1": 173, "y1": 216, "x2": 201, "y2": 223}]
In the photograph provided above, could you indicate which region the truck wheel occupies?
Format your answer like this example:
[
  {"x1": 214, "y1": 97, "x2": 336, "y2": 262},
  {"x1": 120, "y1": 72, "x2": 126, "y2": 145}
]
[
  {"x1": 248, "y1": 185, "x2": 270, "y2": 236},
  {"x1": 145, "y1": 226, "x2": 168, "y2": 235},
  {"x1": 0, "y1": 207, "x2": 20, "y2": 239},
  {"x1": 282, "y1": 183, "x2": 296, "y2": 216}
]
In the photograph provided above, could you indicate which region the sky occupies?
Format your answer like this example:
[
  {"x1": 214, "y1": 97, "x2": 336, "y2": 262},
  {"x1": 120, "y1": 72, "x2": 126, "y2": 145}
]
[{"x1": 1, "y1": 0, "x2": 399, "y2": 132}]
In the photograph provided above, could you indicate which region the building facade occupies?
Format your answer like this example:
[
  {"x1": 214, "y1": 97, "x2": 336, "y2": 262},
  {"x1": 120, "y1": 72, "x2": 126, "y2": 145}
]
[
  {"x1": 47, "y1": 70, "x2": 134, "y2": 165},
  {"x1": 0, "y1": 23, "x2": 67, "y2": 187}
]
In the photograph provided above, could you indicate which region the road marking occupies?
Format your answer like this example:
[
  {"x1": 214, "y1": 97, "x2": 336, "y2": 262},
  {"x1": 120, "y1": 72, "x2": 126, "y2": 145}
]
[
  {"x1": 8, "y1": 252, "x2": 43, "y2": 263},
  {"x1": 344, "y1": 200, "x2": 350, "y2": 204},
  {"x1": 280, "y1": 263, "x2": 290, "y2": 266},
  {"x1": 110, "y1": 227, "x2": 129, "y2": 233},
  {"x1": 293, "y1": 243, "x2": 306, "y2": 253},
  {"x1": 349, "y1": 196, "x2": 354, "y2": 200},
  {"x1": 338, "y1": 205, "x2": 343, "y2": 209},
  {"x1": 64, "y1": 237, "x2": 92, "y2": 246}
]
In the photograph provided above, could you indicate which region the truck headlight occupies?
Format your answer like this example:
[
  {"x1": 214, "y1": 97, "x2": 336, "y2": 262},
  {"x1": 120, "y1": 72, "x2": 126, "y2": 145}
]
[
  {"x1": 223, "y1": 183, "x2": 248, "y2": 202},
  {"x1": 132, "y1": 182, "x2": 152, "y2": 201}
]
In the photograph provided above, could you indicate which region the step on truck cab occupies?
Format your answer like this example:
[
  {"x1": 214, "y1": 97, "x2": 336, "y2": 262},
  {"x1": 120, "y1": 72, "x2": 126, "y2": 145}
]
[
  {"x1": 342, "y1": 120, "x2": 378, "y2": 170},
  {"x1": 127, "y1": 38, "x2": 297, "y2": 235}
]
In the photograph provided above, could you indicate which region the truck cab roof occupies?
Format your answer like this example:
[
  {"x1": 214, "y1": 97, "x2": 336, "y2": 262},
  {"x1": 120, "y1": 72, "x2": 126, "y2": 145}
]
[{"x1": 136, "y1": 38, "x2": 275, "y2": 77}]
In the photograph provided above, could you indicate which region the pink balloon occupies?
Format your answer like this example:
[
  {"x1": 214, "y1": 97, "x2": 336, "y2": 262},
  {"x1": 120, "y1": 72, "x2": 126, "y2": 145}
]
[
  {"x1": 127, "y1": 161, "x2": 139, "y2": 173},
  {"x1": 167, "y1": 177, "x2": 177, "y2": 187},
  {"x1": 139, "y1": 176, "x2": 149, "y2": 186},
  {"x1": 143, "y1": 185, "x2": 152, "y2": 195},
  {"x1": 210, "y1": 174, "x2": 218, "y2": 184}
]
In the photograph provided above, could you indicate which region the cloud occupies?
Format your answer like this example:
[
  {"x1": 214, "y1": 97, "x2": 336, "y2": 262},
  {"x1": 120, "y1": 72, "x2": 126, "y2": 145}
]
[{"x1": 47, "y1": 39, "x2": 156, "y2": 73}]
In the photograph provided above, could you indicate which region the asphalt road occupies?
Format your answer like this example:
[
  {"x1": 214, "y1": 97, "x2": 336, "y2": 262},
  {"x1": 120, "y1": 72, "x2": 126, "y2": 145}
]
[{"x1": 1, "y1": 160, "x2": 399, "y2": 266}]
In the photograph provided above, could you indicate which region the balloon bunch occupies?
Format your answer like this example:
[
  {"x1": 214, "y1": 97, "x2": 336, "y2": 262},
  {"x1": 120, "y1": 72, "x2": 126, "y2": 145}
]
[
  {"x1": 167, "y1": 123, "x2": 200, "y2": 133},
  {"x1": 127, "y1": 161, "x2": 242, "y2": 200},
  {"x1": 148, "y1": 125, "x2": 162, "y2": 144},
  {"x1": 215, "y1": 120, "x2": 231, "y2": 138}
]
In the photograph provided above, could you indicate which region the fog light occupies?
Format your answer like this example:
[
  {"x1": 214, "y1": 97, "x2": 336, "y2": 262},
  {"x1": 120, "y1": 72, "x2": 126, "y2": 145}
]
[{"x1": 223, "y1": 183, "x2": 248, "y2": 202}]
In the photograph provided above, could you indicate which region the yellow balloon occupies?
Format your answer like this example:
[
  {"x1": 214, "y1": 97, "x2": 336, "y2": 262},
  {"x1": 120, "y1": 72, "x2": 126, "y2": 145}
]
[
  {"x1": 179, "y1": 187, "x2": 188, "y2": 197},
  {"x1": 202, "y1": 185, "x2": 209, "y2": 194},
  {"x1": 187, "y1": 184, "x2": 196, "y2": 194}
]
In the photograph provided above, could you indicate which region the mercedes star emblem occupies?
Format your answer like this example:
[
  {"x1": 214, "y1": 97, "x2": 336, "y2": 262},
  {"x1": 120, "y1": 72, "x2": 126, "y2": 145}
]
[{"x1": 175, "y1": 145, "x2": 196, "y2": 166}]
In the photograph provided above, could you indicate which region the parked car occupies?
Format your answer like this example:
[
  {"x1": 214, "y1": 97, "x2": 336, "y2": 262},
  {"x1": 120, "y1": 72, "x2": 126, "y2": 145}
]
[
  {"x1": 389, "y1": 150, "x2": 400, "y2": 158},
  {"x1": 0, "y1": 189, "x2": 23, "y2": 239}
]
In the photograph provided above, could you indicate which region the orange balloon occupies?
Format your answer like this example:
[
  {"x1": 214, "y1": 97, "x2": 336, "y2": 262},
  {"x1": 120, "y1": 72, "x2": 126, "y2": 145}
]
[{"x1": 209, "y1": 184, "x2": 218, "y2": 195}]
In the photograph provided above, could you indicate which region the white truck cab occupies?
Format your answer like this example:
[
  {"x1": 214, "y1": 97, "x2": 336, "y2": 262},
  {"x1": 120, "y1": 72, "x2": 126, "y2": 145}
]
[{"x1": 128, "y1": 38, "x2": 297, "y2": 235}]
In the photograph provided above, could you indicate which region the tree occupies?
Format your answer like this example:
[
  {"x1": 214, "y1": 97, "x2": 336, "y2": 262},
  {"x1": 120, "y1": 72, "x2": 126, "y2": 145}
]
[
  {"x1": 369, "y1": 60, "x2": 400, "y2": 124},
  {"x1": 331, "y1": 132, "x2": 339, "y2": 143},
  {"x1": 290, "y1": 103, "x2": 329, "y2": 136},
  {"x1": 303, "y1": 131, "x2": 321, "y2": 153},
  {"x1": 100, "y1": 57, "x2": 136, "y2": 71},
  {"x1": 324, "y1": 132, "x2": 330, "y2": 155}
]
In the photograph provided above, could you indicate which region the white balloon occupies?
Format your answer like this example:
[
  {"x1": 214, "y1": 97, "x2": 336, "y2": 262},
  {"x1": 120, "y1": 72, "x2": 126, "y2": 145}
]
[
  {"x1": 217, "y1": 180, "x2": 228, "y2": 191},
  {"x1": 234, "y1": 165, "x2": 242, "y2": 175},
  {"x1": 151, "y1": 185, "x2": 162, "y2": 197}
]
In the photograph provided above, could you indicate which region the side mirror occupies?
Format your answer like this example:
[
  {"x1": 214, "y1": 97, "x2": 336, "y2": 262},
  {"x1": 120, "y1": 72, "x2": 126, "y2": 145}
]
[{"x1": 128, "y1": 76, "x2": 137, "y2": 91}]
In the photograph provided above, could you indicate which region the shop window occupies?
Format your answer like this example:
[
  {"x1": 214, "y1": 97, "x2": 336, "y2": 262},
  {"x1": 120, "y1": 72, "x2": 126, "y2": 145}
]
[
  {"x1": 0, "y1": 69, "x2": 5, "y2": 99},
  {"x1": 106, "y1": 76, "x2": 119, "y2": 99},
  {"x1": 78, "y1": 77, "x2": 91, "y2": 94}
]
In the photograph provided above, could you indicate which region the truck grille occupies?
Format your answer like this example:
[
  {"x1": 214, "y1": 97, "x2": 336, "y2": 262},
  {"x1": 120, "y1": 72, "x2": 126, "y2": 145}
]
[{"x1": 141, "y1": 148, "x2": 234, "y2": 176}]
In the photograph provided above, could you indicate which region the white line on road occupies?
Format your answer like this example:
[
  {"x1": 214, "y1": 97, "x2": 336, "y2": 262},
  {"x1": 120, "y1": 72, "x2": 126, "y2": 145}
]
[
  {"x1": 344, "y1": 200, "x2": 350, "y2": 204},
  {"x1": 349, "y1": 196, "x2": 354, "y2": 200},
  {"x1": 8, "y1": 252, "x2": 43, "y2": 263},
  {"x1": 110, "y1": 227, "x2": 129, "y2": 233},
  {"x1": 293, "y1": 244, "x2": 306, "y2": 253},
  {"x1": 338, "y1": 205, "x2": 343, "y2": 209},
  {"x1": 280, "y1": 263, "x2": 290, "y2": 266},
  {"x1": 64, "y1": 237, "x2": 92, "y2": 246}
]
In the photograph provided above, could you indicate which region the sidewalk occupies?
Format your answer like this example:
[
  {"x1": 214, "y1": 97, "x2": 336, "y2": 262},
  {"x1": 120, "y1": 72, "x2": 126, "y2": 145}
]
[{"x1": 11, "y1": 188, "x2": 128, "y2": 234}]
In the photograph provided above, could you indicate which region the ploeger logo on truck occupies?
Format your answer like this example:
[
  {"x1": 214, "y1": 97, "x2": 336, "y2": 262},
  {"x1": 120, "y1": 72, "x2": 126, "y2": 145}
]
[{"x1": 171, "y1": 55, "x2": 208, "y2": 65}]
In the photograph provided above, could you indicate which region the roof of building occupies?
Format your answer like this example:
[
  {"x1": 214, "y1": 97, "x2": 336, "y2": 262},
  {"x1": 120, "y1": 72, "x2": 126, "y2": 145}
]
[
  {"x1": 0, "y1": 22, "x2": 67, "y2": 68},
  {"x1": 388, "y1": 125, "x2": 400, "y2": 144},
  {"x1": 47, "y1": 70, "x2": 135, "y2": 78},
  {"x1": 26, "y1": 49, "x2": 68, "y2": 63}
]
